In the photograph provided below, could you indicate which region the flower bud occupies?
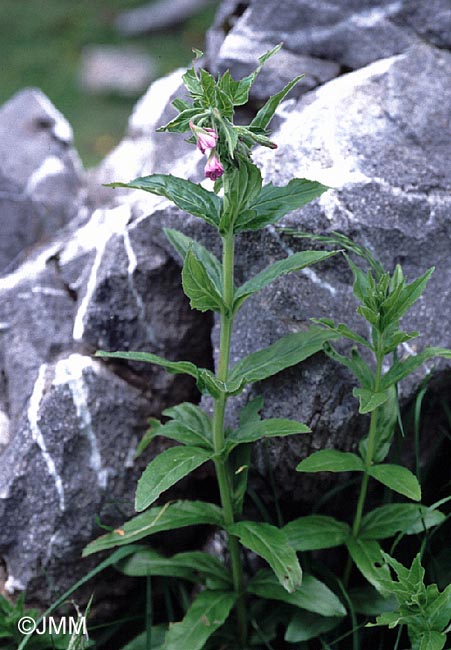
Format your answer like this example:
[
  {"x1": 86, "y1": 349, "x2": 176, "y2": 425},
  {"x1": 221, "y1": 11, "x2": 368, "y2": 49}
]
[{"x1": 204, "y1": 152, "x2": 224, "y2": 181}]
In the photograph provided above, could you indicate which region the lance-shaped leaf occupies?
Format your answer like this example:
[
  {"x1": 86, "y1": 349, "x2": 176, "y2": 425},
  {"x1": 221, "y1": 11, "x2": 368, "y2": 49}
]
[
  {"x1": 353, "y1": 387, "x2": 389, "y2": 414},
  {"x1": 135, "y1": 446, "x2": 213, "y2": 511},
  {"x1": 359, "y1": 385, "x2": 398, "y2": 463},
  {"x1": 107, "y1": 174, "x2": 222, "y2": 228},
  {"x1": 228, "y1": 521, "x2": 302, "y2": 592},
  {"x1": 164, "y1": 590, "x2": 236, "y2": 650},
  {"x1": 250, "y1": 75, "x2": 305, "y2": 131},
  {"x1": 247, "y1": 569, "x2": 346, "y2": 617},
  {"x1": 380, "y1": 267, "x2": 434, "y2": 330},
  {"x1": 150, "y1": 419, "x2": 212, "y2": 449},
  {"x1": 368, "y1": 464, "x2": 421, "y2": 501},
  {"x1": 314, "y1": 318, "x2": 372, "y2": 349},
  {"x1": 117, "y1": 549, "x2": 231, "y2": 586},
  {"x1": 226, "y1": 418, "x2": 309, "y2": 450},
  {"x1": 297, "y1": 450, "x2": 364, "y2": 473},
  {"x1": 219, "y1": 157, "x2": 262, "y2": 234},
  {"x1": 324, "y1": 343, "x2": 374, "y2": 389},
  {"x1": 157, "y1": 107, "x2": 200, "y2": 133},
  {"x1": 182, "y1": 249, "x2": 225, "y2": 312},
  {"x1": 346, "y1": 538, "x2": 391, "y2": 595},
  {"x1": 229, "y1": 326, "x2": 339, "y2": 386},
  {"x1": 96, "y1": 349, "x2": 199, "y2": 378},
  {"x1": 83, "y1": 501, "x2": 223, "y2": 556},
  {"x1": 162, "y1": 402, "x2": 212, "y2": 447},
  {"x1": 95, "y1": 350, "x2": 230, "y2": 399},
  {"x1": 234, "y1": 178, "x2": 329, "y2": 232},
  {"x1": 284, "y1": 515, "x2": 350, "y2": 551},
  {"x1": 360, "y1": 503, "x2": 445, "y2": 540},
  {"x1": 164, "y1": 228, "x2": 222, "y2": 294},
  {"x1": 418, "y1": 631, "x2": 447, "y2": 650},
  {"x1": 233, "y1": 250, "x2": 338, "y2": 312},
  {"x1": 381, "y1": 346, "x2": 451, "y2": 390}
]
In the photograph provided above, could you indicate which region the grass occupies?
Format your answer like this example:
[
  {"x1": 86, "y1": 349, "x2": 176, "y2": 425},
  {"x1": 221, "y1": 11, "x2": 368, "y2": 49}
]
[{"x1": 0, "y1": 0, "x2": 219, "y2": 167}]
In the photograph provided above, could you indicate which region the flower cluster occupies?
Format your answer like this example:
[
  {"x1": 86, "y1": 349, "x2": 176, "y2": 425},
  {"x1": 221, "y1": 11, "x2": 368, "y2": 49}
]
[{"x1": 190, "y1": 120, "x2": 224, "y2": 181}]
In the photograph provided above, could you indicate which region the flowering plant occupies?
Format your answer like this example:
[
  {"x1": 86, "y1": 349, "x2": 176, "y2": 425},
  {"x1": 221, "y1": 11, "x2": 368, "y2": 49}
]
[{"x1": 82, "y1": 46, "x2": 345, "y2": 649}]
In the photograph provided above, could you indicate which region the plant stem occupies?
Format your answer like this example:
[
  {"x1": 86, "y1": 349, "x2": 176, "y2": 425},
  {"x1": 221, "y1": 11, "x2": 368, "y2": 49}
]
[
  {"x1": 212, "y1": 229, "x2": 247, "y2": 644},
  {"x1": 344, "y1": 348, "x2": 384, "y2": 586}
]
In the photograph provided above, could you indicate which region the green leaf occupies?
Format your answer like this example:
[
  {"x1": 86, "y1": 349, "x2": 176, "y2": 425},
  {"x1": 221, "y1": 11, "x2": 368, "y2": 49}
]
[
  {"x1": 182, "y1": 249, "x2": 225, "y2": 312},
  {"x1": 285, "y1": 611, "x2": 341, "y2": 643},
  {"x1": 146, "y1": 419, "x2": 212, "y2": 449},
  {"x1": 163, "y1": 402, "x2": 212, "y2": 444},
  {"x1": 418, "y1": 631, "x2": 446, "y2": 650},
  {"x1": 284, "y1": 515, "x2": 350, "y2": 551},
  {"x1": 107, "y1": 174, "x2": 222, "y2": 228},
  {"x1": 250, "y1": 75, "x2": 304, "y2": 131},
  {"x1": 346, "y1": 538, "x2": 391, "y2": 595},
  {"x1": 164, "y1": 590, "x2": 235, "y2": 650},
  {"x1": 135, "y1": 445, "x2": 213, "y2": 511},
  {"x1": 297, "y1": 450, "x2": 364, "y2": 473},
  {"x1": 324, "y1": 344, "x2": 374, "y2": 389},
  {"x1": 164, "y1": 228, "x2": 222, "y2": 294},
  {"x1": 82, "y1": 501, "x2": 223, "y2": 556},
  {"x1": 247, "y1": 569, "x2": 346, "y2": 618},
  {"x1": 229, "y1": 326, "x2": 339, "y2": 386},
  {"x1": 368, "y1": 464, "x2": 421, "y2": 501},
  {"x1": 233, "y1": 250, "x2": 337, "y2": 312},
  {"x1": 359, "y1": 385, "x2": 398, "y2": 463},
  {"x1": 314, "y1": 319, "x2": 372, "y2": 349},
  {"x1": 239, "y1": 395, "x2": 264, "y2": 426},
  {"x1": 95, "y1": 350, "x2": 227, "y2": 399},
  {"x1": 381, "y1": 346, "x2": 451, "y2": 390},
  {"x1": 234, "y1": 178, "x2": 329, "y2": 232},
  {"x1": 226, "y1": 418, "x2": 309, "y2": 449},
  {"x1": 157, "y1": 107, "x2": 200, "y2": 133},
  {"x1": 427, "y1": 583, "x2": 451, "y2": 630},
  {"x1": 353, "y1": 387, "x2": 389, "y2": 414},
  {"x1": 380, "y1": 267, "x2": 434, "y2": 330},
  {"x1": 360, "y1": 503, "x2": 446, "y2": 540},
  {"x1": 228, "y1": 521, "x2": 302, "y2": 592},
  {"x1": 117, "y1": 549, "x2": 231, "y2": 586},
  {"x1": 95, "y1": 349, "x2": 199, "y2": 379},
  {"x1": 220, "y1": 157, "x2": 262, "y2": 234}
]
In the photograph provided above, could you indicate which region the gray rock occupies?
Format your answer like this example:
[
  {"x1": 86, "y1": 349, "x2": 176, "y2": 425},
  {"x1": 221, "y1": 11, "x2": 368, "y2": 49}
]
[
  {"x1": 79, "y1": 46, "x2": 156, "y2": 96},
  {"x1": 210, "y1": 42, "x2": 451, "y2": 498},
  {"x1": 115, "y1": 0, "x2": 212, "y2": 36},
  {"x1": 0, "y1": 89, "x2": 213, "y2": 602},
  {"x1": 0, "y1": 89, "x2": 84, "y2": 273},
  {"x1": 209, "y1": 0, "x2": 451, "y2": 96}
]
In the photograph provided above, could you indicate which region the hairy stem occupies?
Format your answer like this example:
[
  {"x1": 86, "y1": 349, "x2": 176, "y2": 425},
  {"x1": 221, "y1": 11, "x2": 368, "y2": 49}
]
[
  {"x1": 212, "y1": 230, "x2": 247, "y2": 644},
  {"x1": 344, "y1": 347, "x2": 384, "y2": 586}
]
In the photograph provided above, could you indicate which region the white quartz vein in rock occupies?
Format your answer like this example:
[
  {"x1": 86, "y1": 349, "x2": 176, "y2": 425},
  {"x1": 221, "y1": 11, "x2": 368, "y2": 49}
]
[
  {"x1": 53, "y1": 354, "x2": 108, "y2": 489},
  {"x1": 28, "y1": 364, "x2": 66, "y2": 511},
  {"x1": 123, "y1": 229, "x2": 158, "y2": 346},
  {"x1": 72, "y1": 205, "x2": 132, "y2": 341}
]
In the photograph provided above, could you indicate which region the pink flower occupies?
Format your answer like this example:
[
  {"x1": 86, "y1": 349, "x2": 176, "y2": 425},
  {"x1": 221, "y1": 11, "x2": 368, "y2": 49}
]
[
  {"x1": 190, "y1": 121, "x2": 218, "y2": 154},
  {"x1": 204, "y1": 152, "x2": 224, "y2": 181}
]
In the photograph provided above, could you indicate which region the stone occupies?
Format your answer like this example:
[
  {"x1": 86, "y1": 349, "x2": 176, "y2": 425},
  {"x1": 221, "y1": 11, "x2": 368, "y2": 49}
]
[
  {"x1": 210, "y1": 0, "x2": 451, "y2": 96},
  {"x1": 207, "y1": 42, "x2": 451, "y2": 499},
  {"x1": 115, "y1": 0, "x2": 212, "y2": 36},
  {"x1": 0, "y1": 88, "x2": 213, "y2": 602},
  {"x1": 0, "y1": 89, "x2": 84, "y2": 273},
  {"x1": 79, "y1": 46, "x2": 156, "y2": 97}
]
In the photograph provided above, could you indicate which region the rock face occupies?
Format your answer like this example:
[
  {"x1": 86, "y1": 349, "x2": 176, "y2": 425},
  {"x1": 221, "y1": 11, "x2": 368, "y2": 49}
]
[
  {"x1": 0, "y1": 89, "x2": 84, "y2": 273},
  {"x1": 1, "y1": 0, "x2": 451, "y2": 606}
]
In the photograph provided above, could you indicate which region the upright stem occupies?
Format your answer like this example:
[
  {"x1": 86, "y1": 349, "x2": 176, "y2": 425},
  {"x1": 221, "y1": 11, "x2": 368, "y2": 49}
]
[
  {"x1": 344, "y1": 346, "x2": 384, "y2": 586},
  {"x1": 212, "y1": 230, "x2": 247, "y2": 644}
]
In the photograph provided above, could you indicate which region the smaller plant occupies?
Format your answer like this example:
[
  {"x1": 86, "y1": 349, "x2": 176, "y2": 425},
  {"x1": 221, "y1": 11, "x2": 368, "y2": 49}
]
[
  {"x1": 280, "y1": 230, "x2": 450, "y2": 644},
  {"x1": 370, "y1": 552, "x2": 451, "y2": 650}
]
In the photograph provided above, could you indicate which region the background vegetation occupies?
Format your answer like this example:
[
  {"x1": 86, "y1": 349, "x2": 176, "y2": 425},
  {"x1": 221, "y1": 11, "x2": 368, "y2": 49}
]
[{"x1": 0, "y1": 0, "x2": 219, "y2": 167}]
